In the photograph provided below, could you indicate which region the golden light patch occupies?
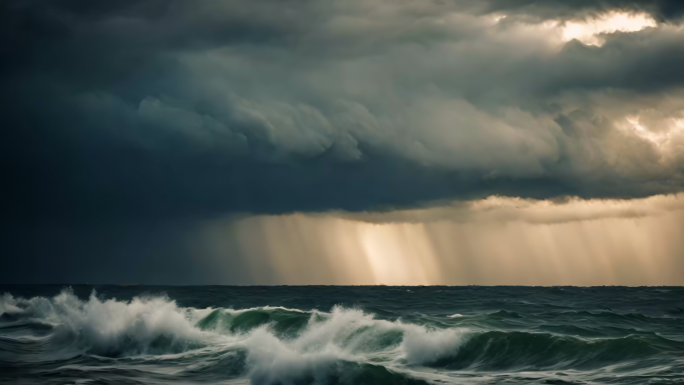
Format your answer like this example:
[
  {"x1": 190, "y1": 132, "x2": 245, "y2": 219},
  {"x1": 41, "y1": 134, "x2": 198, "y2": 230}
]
[
  {"x1": 561, "y1": 12, "x2": 656, "y2": 46},
  {"x1": 621, "y1": 115, "x2": 684, "y2": 149}
]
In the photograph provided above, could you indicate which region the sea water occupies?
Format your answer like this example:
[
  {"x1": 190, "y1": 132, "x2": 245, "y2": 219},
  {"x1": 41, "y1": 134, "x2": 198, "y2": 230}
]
[{"x1": 1, "y1": 285, "x2": 683, "y2": 384}]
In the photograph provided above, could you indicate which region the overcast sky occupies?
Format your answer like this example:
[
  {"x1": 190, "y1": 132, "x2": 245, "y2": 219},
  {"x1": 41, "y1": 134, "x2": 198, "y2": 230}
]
[{"x1": 3, "y1": 0, "x2": 684, "y2": 284}]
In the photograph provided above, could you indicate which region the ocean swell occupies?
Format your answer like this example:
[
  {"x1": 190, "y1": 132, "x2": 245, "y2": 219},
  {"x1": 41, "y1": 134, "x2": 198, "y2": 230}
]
[
  {"x1": 2, "y1": 288, "x2": 682, "y2": 385},
  {"x1": 0, "y1": 290, "x2": 462, "y2": 383}
]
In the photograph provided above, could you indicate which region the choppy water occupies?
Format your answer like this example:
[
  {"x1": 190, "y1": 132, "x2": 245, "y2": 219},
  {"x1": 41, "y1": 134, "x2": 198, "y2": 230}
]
[{"x1": 0, "y1": 286, "x2": 683, "y2": 384}]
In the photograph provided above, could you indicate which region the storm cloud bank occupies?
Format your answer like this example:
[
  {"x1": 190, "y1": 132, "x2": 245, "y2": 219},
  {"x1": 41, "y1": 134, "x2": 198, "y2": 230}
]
[
  {"x1": 3, "y1": 0, "x2": 684, "y2": 220},
  {"x1": 2, "y1": 0, "x2": 684, "y2": 284},
  {"x1": 197, "y1": 194, "x2": 684, "y2": 286}
]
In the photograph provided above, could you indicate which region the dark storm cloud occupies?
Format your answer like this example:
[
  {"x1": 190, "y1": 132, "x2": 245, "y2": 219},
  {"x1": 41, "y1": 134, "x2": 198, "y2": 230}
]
[{"x1": 2, "y1": 0, "x2": 684, "y2": 224}]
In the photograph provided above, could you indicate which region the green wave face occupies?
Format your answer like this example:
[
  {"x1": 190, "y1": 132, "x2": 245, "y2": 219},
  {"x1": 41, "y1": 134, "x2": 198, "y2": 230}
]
[
  {"x1": 196, "y1": 308, "x2": 313, "y2": 337},
  {"x1": 426, "y1": 331, "x2": 674, "y2": 371}
]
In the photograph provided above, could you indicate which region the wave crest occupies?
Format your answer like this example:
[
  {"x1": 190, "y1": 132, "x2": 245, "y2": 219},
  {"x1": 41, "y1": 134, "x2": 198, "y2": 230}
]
[
  {"x1": 3, "y1": 288, "x2": 676, "y2": 385},
  {"x1": 0, "y1": 290, "x2": 218, "y2": 357}
]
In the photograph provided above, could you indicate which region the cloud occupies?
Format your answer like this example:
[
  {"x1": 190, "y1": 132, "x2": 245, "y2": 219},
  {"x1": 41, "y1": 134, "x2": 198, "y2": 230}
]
[
  {"x1": 197, "y1": 196, "x2": 684, "y2": 285},
  {"x1": 5, "y1": 193, "x2": 684, "y2": 285},
  {"x1": 3, "y1": 0, "x2": 684, "y2": 221},
  {"x1": 475, "y1": 0, "x2": 684, "y2": 22},
  {"x1": 560, "y1": 11, "x2": 656, "y2": 46},
  {"x1": 336, "y1": 193, "x2": 684, "y2": 225}
]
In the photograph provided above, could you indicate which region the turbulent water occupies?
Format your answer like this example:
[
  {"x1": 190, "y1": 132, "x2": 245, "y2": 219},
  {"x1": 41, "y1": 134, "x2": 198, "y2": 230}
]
[{"x1": 0, "y1": 286, "x2": 683, "y2": 384}]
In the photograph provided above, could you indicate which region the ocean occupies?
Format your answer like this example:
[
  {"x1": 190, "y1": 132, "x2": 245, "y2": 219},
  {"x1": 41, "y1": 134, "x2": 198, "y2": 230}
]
[{"x1": 0, "y1": 285, "x2": 683, "y2": 384}]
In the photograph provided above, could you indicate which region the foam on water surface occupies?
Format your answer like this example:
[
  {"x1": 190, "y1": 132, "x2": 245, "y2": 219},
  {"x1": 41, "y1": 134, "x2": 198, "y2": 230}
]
[{"x1": 1, "y1": 286, "x2": 683, "y2": 384}]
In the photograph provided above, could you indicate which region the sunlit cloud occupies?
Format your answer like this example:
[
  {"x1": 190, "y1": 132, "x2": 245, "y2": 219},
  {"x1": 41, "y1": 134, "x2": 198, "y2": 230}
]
[
  {"x1": 620, "y1": 115, "x2": 684, "y2": 149},
  {"x1": 561, "y1": 11, "x2": 657, "y2": 46},
  {"x1": 339, "y1": 193, "x2": 684, "y2": 225},
  {"x1": 486, "y1": 11, "x2": 657, "y2": 47}
]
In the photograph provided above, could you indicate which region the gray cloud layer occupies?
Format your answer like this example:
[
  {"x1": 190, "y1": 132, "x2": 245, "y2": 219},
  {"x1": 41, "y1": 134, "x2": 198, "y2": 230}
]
[
  {"x1": 3, "y1": 0, "x2": 684, "y2": 222},
  {"x1": 479, "y1": 0, "x2": 684, "y2": 21}
]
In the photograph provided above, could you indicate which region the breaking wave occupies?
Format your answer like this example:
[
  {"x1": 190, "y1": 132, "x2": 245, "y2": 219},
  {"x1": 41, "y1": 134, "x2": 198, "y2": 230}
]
[{"x1": 1, "y1": 288, "x2": 682, "y2": 384}]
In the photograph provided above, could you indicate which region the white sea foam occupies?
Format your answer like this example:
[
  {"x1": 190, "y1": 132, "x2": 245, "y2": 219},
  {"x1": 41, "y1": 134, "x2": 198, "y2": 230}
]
[
  {"x1": 0, "y1": 293, "x2": 23, "y2": 315},
  {"x1": 1, "y1": 289, "x2": 469, "y2": 377},
  {"x1": 0, "y1": 290, "x2": 222, "y2": 356},
  {"x1": 225, "y1": 305, "x2": 309, "y2": 314},
  {"x1": 400, "y1": 326, "x2": 466, "y2": 365},
  {"x1": 239, "y1": 307, "x2": 405, "y2": 383},
  {"x1": 235, "y1": 306, "x2": 469, "y2": 382},
  {"x1": 245, "y1": 327, "x2": 346, "y2": 384}
]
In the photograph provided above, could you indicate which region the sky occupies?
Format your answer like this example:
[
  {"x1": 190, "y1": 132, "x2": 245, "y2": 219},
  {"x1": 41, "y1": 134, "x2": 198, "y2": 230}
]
[{"x1": 2, "y1": 0, "x2": 684, "y2": 285}]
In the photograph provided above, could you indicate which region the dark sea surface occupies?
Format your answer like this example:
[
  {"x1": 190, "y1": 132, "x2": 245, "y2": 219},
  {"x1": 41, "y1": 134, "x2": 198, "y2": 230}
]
[{"x1": 1, "y1": 285, "x2": 683, "y2": 384}]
